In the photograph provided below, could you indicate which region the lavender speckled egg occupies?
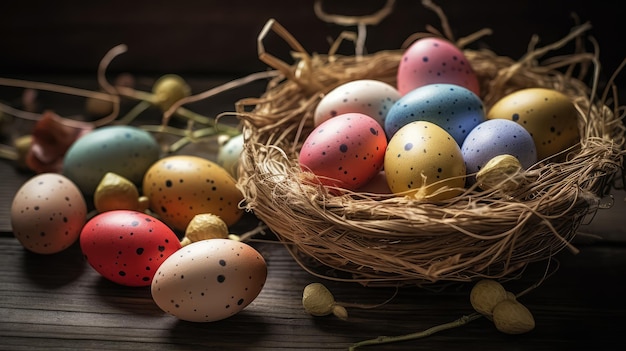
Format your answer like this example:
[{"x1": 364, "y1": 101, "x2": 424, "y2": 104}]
[
  {"x1": 384, "y1": 83, "x2": 485, "y2": 145},
  {"x1": 11, "y1": 173, "x2": 87, "y2": 254},
  {"x1": 397, "y1": 37, "x2": 480, "y2": 96},
  {"x1": 384, "y1": 121, "x2": 466, "y2": 201},
  {"x1": 461, "y1": 119, "x2": 537, "y2": 182},
  {"x1": 299, "y1": 112, "x2": 387, "y2": 191},
  {"x1": 151, "y1": 239, "x2": 267, "y2": 322},
  {"x1": 314, "y1": 79, "x2": 401, "y2": 127},
  {"x1": 62, "y1": 125, "x2": 161, "y2": 196}
]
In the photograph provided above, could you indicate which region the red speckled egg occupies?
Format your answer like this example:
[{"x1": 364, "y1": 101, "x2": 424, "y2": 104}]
[
  {"x1": 298, "y1": 112, "x2": 387, "y2": 190},
  {"x1": 79, "y1": 210, "x2": 181, "y2": 287},
  {"x1": 397, "y1": 37, "x2": 480, "y2": 97}
]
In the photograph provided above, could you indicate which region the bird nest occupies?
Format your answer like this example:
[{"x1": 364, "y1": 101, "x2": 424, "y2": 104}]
[{"x1": 235, "y1": 3, "x2": 625, "y2": 286}]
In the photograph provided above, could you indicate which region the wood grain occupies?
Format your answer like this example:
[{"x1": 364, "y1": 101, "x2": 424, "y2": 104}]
[{"x1": 2, "y1": 230, "x2": 626, "y2": 350}]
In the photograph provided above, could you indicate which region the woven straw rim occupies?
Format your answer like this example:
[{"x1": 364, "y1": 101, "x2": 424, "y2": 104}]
[{"x1": 235, "y1": 7, "x2": 626, "y2": 286}]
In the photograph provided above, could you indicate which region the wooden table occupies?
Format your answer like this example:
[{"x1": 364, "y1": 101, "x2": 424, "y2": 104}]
[{"x1": 1, "y1": 73, "x2": 626, "y2": 351}]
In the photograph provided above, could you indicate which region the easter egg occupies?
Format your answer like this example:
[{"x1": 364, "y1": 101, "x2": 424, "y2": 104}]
[
  {"x1": 397, "y1": 37, "x2": 480, "y2": 96},
  {"x1": 314, "y1": 79, "x2": 401, "y2": 127},
  {"x1": 384, "y1": 121, "x2": 466, "y2": 201},
  {"x1": 384, "y1": 83, "x2": 485, "y2": 145},
  {"x1": 11, "y1": 173, "x2": 87, "y2": 254},
  {"x1": 79, "y1": 210, "x2": 181, "y2": 287},
  {"x1": 62, "y1": 125, "x2": 161, "y2": 196},
  {"x1": 299, "y1": 112, "x2": 387, "y2": 191},
  {"x1": 217, "y1": 133, "x2": 244, "y2": 178},
  {"x1": 461, "y1": 119, "x2": 537, "y2": 181},
  {"x1": 151, "y1": 239, "x2": 267, "y2": 322},
  {"x1": 487, "y1": 88, "x2": 580, "y2": 160},
  {"x1": 142, "y1": 155, "x2": 244, "y2": 231}
]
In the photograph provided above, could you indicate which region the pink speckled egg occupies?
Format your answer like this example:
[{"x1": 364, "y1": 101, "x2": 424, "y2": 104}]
[
  {"x1": 11, "y1": 173, "x2": 87, "y2": 254},
  {"x1": 299, "y1": 112, "x2": 387, "y2": 191},
  {"x1": 397, "y1": 37, "x2": 480, "y2": 97}
]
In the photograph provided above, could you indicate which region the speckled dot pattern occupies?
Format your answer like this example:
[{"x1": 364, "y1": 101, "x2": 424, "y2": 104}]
[
  {"x1": 151, "y1": 239, "x2": 267, "y2": 323},
  {"x1": 142, "y1": 155, "x2": 244, "y2": 232},
  {"x1": 397, "y1": 37, "x2": 480, "y2": 96},
  {"x1": 385, "y1": 83, "x2": 485, "y2": 146},
  {"x1": 313, "y1": 79, "x2": 401, "y2": 127},
  {"x1": 461, "y1": 119, "x2": 537, "y2": 181},
  {"x1": 10, "y1": 173, "x2": 87, "y2": 254},
  {"x1": 79, "y1": 210, "x2": 181, "y2": 287},
  {"x1": 487, "y1": 88, "x2": 581, "y2": 161},
  {"x1": 384, "y1": 121, "x2": 466, "y2": 200},
  {"x1": 62, "y1": 125, "x2": 161, "y2": 196},
  {"x1": 299, "y1": 112, "x2": 388, "y2": 191}
]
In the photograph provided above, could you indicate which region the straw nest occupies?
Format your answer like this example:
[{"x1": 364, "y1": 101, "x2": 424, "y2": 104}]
[{"x1": 235, "y1": 3, "x2": 626, "y2": 286}]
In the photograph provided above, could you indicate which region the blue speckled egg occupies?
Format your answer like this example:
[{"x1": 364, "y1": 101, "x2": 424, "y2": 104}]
[
  {"x1": 461, "y1": 119, "x2": 537, "y2": 180},
  {"x1": 384, "y1": 83, "x2": 485, "y2": 146},
  {"x1": 62, "y1": 125, "x2": 161, "y2": 196}
]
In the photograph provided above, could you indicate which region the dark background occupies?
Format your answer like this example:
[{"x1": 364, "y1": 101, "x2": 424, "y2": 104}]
[{"x1": 1, "y1": 0, "x2": 623, "y2": 85}]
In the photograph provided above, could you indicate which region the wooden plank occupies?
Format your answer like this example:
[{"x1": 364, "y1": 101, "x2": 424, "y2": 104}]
[{"x1": 1, "y1": 233, "x2": 626, "y2": 350}]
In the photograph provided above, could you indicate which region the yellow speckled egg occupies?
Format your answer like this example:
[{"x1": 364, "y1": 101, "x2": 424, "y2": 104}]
[
  {"x1": 142, "y1": 155, "x2": 244, "y2": 232},
  {"x1": 487, "y1": 88, "x2": 580, "y2": 160},
  {"x1": 384, "y1": 121, "x2": 466, "y2": 201}
]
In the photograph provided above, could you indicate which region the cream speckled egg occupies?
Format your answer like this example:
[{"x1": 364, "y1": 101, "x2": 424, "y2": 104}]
[
  {"x1": 487, "y1": 88, "x2": 580, "y2": 161},
  {"x1": 142, "y1": 155, "x2": 244, "y2": 232},
  {"x1": 151, "y1": 239, "x2": 267, "y2": 322},
  {"x1": 11, "y1": 173, "x2": 87, "y2": 254},
  {"x1": 384, "y1": 121, "x2": 466, "y2": 201}
]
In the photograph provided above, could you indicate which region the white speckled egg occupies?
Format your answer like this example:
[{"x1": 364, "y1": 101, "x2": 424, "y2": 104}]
[
  {"x1": 142, "y1": 155, "x2": 244, "y2": 231},
  {"x1": 11, "y1": 173, "x2": 87, "y2": 254},
  {"x1": 314, "y1": 79, "x2": 401, "y2": 127},
  {"x1": 217, "y1": 133, "x2": 244, "y2": 178},
  {"x1": 62, "y1": 125, "x2": 161, "y2": 196},
  {"x1": 487, "y1": 88, "x2": 580, "y2": 160},
  {"x1": 384, "y1": 121, "x2": 466, "y2": 201},
  {"x1": 151, "y1": 239, "x2": 267, "y2": 322},
  {"x1": 384, "y1": 83, "x2": 485, "y2": 146},
  {"x1": 397, "y1": 37, "x2": 480, "y2": 96},
  {"x1": 461, "y1": 119, "x2": 537, "y2": 182}
]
